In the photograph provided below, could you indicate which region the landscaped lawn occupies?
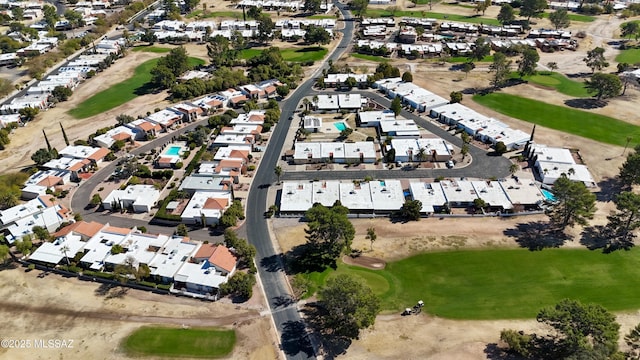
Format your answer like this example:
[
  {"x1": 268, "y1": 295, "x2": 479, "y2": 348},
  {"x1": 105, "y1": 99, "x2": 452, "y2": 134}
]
[
  {"x1": 122, "y1": 326, "x2": 235, "y2": 358},
  {"x1": 472, "y1": 92, "x2": 640, "y2": 147},
  {"x1": 304, "y1": 248, "x2": 640, "y2": 319},
  {"x1": 187, "y1": 10, "x2": 242, "y2": 19},
  {"x1": 240, "y1": 47, "x2": 328, "y2": 62},
  {"x1": 364, "y1": 9, "x2": 500, "y2": 25},
  {"x1": 616, "y1": 48, "x2": 640, "y2": 64},
  {"x1": 511, "y1": 72, "x2": 590, "y2": 97},
  {"x1": 539, "y1": 12, "x2": 595, "y2": 22},
  {"x1": 68, "y1": 57, "x2": 205, "y2": 119},
  {"x1": 132, "y1": 46, "x2": 171, "y2": 53},
  {"x1": 351, "y1": 53, "x2": 390, "y2": 62},
  {"x1": 448, "y1": 55, "x2": 493, "y2": 63}
]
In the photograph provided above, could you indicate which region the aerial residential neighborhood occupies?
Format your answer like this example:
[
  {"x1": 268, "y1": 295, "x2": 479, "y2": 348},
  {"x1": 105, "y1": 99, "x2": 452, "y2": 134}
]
[{"x1": 0, "y1": 0, "x2": 639, "y2": 358}]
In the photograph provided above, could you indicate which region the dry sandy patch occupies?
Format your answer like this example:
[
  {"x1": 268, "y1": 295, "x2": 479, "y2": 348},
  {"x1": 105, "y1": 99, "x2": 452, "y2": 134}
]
[{"x1": 0, "y1": 266, "x2": 277, "y2": 360}]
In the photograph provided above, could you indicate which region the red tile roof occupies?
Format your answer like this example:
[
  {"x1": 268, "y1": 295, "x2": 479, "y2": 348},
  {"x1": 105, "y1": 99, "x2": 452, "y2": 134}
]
[
  {"x1": 104, "y1": 226, "x2": 131, "y2": 235},
  {"x1": 111, "y1": 132, "x2": 131, "y2": 141},
  {"x1": 37, "y1": 176, "x2": 62, "y2": 187},
  {"x1": 88, "y1": 147, "x2": 110, "y2": 161},
  {"x1": 203, "y1": 197, "x2": 228, "y2": 210},
  {"x1": 194, "y1": 244, "x2": 237, "y2": 273},
  {"x1": 53, "y1": 221, "x2": 104, "y2": 238}
]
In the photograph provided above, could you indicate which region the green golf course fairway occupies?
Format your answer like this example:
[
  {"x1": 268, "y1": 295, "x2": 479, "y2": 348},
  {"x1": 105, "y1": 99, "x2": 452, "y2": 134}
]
[
  {"x1": 122, "y1": 326, "x2": 235, "y2": 358},
  {"x1": 307, "y1": 248, "x2": 640, "y2": 320}
]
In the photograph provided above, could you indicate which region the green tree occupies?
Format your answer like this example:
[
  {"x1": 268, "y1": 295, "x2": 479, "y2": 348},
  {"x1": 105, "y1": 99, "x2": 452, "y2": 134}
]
[
  {"x1": 0, "y1": 244, "x2": 9, "y2": 264},
  {"x1": 547, "y1": 175, "x2": 596, "y2": 231},
  {"x1": 494, "y1": 141, "x2": 508, "y2": 154},
  {"x1": 116, "y1": 114, "x2": 135, "y2": 125},
  {"x1": 220, "y1": 271, "x2": 255, "y2": 300},
  {"x1": 621, "y1": 21, "x2": 640, "y2": 40},
  {"x1": 32, "y1": 226, "x2": 50, "y2": 241},
  {"x1": 619, "y1": 145, "x2": 640, "y2": 188},
  {"x1": 462, "y1": 62, "x2": 474, "y2": 78},
  {"x1": 497, "y1": 4, "x2": 515, "y2": 25},
  {"x1": 304, "y1": 25, "x2": 331, "y2": 45},
  {"x1": 518, "y1": 48, "x2": 539, "y2": 78},
  {"x1": 461, "y1": 144, "x2": 469, "y2": 160},
  {"x1": 502, "y1": 299, "x2": 621, "y2": 358},
  {"x1": 304, "y1": 202, "x2": 355, "y2": 268},
  {"x1": 509, "y1": 163, "x2": 520, "y2": 175},
  {"x1": 90, "y1": 193, "x2": 102, "y2": 207},
  {"x1": 450, "y1": 91, "x2": 463, "y2": 103},
  {"x1": 351, "y1": 0, "x2": 369, "y2": 18},
  {"x1": 390, "y1": 96, "x2": 402, "y2": 116},
  {"x1": 256, "y1": 14, "x2": 275, "y2": 44},
  {"x1": 585, "y1": 72, "x2": 622, "y2": 101},
  {"x1": 468, "y1": 37, "x2": 491, "y2": 64},
  {"x1": 31, "y1": 148, "x2": 56, "y2": 165},
  {"x1": 399, "y1": 199, "x2": 422, "y2": 221},
  {"x1": 318, "y1": 274, "x2": 380, "y2": 339},
  {"x1": 602, "y1": 191, "x2": 640, "y2": 251},
  {"x1": 52, "y1": 86, "x2": 72, "y2": 102},
  {"x1": 344, "y1": 76, "x2": 357, "y2": 89},
  {"x1": 291, "y1": 273, "x2": 312, "y2": 300},
  {"x1": 304, "y1": 0, "x2": 322, "y2": 13},
  {"x1": 549, "y1": 8, "x2": 570, "y2": 30},
  {"x1": 19, "y1": 107, "x2": 39, "y2": 122},
  {"x1": 150, "y1": 65, "x2": 176, "y2": 89},
  {"x1": 519, "y1": 0, "x2": 547, "y2": 21},
  {"x1": 547, "y1": 61, "x2": 558, "y2": 72},
  {"x1": 401, "y1": 71, "x2": 413, "y2": 82},
  {"x1": 175, "y1": 224, "x2": 189, "y2": 236},
  {"x1": 489, "y1": 52, "x2": 512, "y2": 88},
  {"x1": 224, "y1": 229, "x2": 256, "y2": 268},
  {"x1": 583, "y1": 47, "x2": 609, "y2": 73},
  {"x1": 43, "y1": 4, "x2": 59, "y2": 30},
  {"x1": 11, "y1": 7, "x2": 23, "y2": 21},
  {"x1": 184, "y1": 0, "x2": 200, "y2": 12},
  {"x1": 276, "y1": 85, "x2": 289, "y2": 97},
  {"x1": 15, "y1": 238, "x2": 33, "y2": 255},
  {"x1": 365, "y1": 227, "x2": 377, "y2": 251},
  {"x1": 63, "y1": 9, "x2": 85, "y2": 28}
]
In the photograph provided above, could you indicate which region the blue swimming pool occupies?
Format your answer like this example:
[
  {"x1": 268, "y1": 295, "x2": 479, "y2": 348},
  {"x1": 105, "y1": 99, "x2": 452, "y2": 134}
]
[
  {"x1": 334, "y1": 122, "x2": 347, "y2": 131},
  {"x1": 165, "y1": 146, "x2": 181, "y2": 156},
  {"x1": 541, "y1": 188, "x2": 556, "y2": 201}
]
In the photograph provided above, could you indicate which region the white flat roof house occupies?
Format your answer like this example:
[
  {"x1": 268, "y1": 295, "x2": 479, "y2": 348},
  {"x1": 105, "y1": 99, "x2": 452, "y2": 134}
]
[
  {"x1": 402, "y1": 88, "x2": 449, "y2": 112},
  {"x1": 338, "y1": 94, "x2": 362, "y2": 109},
  {"x1": 280, "y1": 181, "x2": 313, "y2": 213},
  {"x1": 293, "y1": 142, "x2": 377, "y2": 164},
  {"x1": 311, "y1": 181, "x2": 341, "y2": 207},
  {"x1": 181, "y1": 191, "x2": 233, "y2": 226},
  {"x1": 471, "y1": 180, "x2": 513, "y2": 210},
  {"x1": 93, "y1": 126, "x2": 136, "y2": 148},
  {"x1": 339, "y1": 182, "x2": 373, "y2": 211},
  {"x1": 5, "y1": 199, "x2": 66, "y2": 243},
  {"x1": 536, "y1": 161, "x2": 596, "y2": 187},
  {"x1": 80, "y1": 225, "x2": 134, "y2": 270},
  {"x1": 179, "y1": 175, "x2": 229, "y2": 194},
  {"x1": 358, "y1": 110, "x2": 395, "y2": 127},
  {"x1": 303, "y1": 116, "x2": 322, "y2": 132},
  {"x1": 29, "y1": 233, "x2": 86, "y2": 265},
  {"x1": 440, "y1": 179, "x2": 478, "y2": 206},
  {"x1": 102, "y1": 185, "x2": 160, "y2": 213},
  {"x1": 315, "y1": 94, "x2": 340, "y2": 111},
  {"x1": 409, "y1": 181, "x2": 447, "y2": 213},
  {"x1": 145, "y1": 108, "x2": 183, "y2": 129},
  {"x1": 499, "y1": 178, "x2": 545, "y2": 208},
  {"x1": 369, "y1": 179, "x2": 404, "y2": 211},
  {"x1": 530, "y1": 145, "x2": 575, "y2": 164},
  {"x1": 148, "y1": 236, "x2": 200, "y2": 283},
  {"x1": 293, "y1": 142, "x2": 322, "y2": 164},
  {"x1": 380, "y1": 119, "x2": 420, "y2": 137}
]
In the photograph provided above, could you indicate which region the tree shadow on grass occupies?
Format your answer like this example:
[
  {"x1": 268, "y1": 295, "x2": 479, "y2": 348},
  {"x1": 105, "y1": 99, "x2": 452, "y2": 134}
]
[
  {"x1": 286, "y1": 243, "x2": 337, "y2": 274},
  {"x1": 581, "y1": 225, "x2": 635, "y2": 253},
  {"x1": 134, "y1": 82, "x2": 158, "y2": 96},
  {"x1": 503, "y1": 221, "x2": 570, "y2": 250},
  {"x1": 564, "y1": 98, "x2": 607, "y2": 109}
]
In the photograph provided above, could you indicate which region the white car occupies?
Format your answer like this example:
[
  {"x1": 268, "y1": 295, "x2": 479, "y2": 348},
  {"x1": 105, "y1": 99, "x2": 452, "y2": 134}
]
[{"x1": 446, "y1": 160, "x2": 454, "y2": 169}]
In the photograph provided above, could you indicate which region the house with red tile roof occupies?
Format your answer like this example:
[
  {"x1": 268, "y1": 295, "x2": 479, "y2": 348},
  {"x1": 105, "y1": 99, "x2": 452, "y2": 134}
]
[
  {"x1": 192, "y1": 242, "x2": 238, "y2": 275},
  {"x1": 180, "y1": 191, "x2": 233, "y2": 226},
  {"x1": 53, "y1": 220, "x2": 105, "y2": 240}
]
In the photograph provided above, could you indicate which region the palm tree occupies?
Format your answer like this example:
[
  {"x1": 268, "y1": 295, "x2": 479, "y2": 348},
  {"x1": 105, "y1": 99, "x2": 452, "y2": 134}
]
[
  {"x1": 365, "y1": 227, "x2": 377, "y2": 251},
  {"x1": 59, "y1": 244, "x2": 70, "y2": 265},
  {"x1": 274, "y1": 166, "x2": 283, "y2": 184},
  {"x1": 302, "y1": 98, "x2": 310, "y2": 111},
  {"x1": 312, "y1": 95, "x2": 319, "y2": 110}
]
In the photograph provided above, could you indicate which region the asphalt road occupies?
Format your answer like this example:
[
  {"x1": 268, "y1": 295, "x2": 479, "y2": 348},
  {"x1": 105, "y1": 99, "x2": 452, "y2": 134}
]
[{"x1": 242, "y1": 3, "x2": 356, "y2": 359}]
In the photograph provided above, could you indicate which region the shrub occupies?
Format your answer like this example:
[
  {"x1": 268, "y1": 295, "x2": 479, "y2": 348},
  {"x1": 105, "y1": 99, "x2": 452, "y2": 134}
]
[{"x1": 174, "y1": 162, "x2": 183, "y2": 169}]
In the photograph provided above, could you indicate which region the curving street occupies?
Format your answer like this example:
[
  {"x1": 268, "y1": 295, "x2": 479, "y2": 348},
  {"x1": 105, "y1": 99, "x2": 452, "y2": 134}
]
[{"x1": 242, "y1": 2, "x2": 356, "y2": 359}]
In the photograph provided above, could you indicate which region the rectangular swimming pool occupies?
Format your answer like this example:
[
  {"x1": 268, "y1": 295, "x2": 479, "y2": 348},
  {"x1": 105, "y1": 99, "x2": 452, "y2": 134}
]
[
  {"x1": 165, "y1": 146, "x2": 181, "y2": 156},
  {"x1": 334, "y1": 122, "x2": 347, "y2": 131}
]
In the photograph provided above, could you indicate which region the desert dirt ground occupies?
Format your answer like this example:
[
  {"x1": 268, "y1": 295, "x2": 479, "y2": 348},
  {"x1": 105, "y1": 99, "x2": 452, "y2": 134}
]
[{"x1": 0, "y1": 264, "x2": 278, "y2": 360}]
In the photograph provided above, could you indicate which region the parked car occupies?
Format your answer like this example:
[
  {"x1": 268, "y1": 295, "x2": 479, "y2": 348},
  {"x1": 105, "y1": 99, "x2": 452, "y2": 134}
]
[{"x1": 446, "y1": 160, "x2": 454, "y2": 169}]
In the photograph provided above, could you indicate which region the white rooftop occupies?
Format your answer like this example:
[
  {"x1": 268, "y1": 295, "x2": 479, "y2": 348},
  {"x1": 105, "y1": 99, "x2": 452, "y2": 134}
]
[
  {"x1": 280, "y1": 181, "x2": 313, "y2": 212},
  {"x1": 311, "y1": 181, "x2": 340, "y2": 207},
  {"x1": 339, "y1": 182, "x2": 373, "y2": 211},
  {"x1": 471, "y1": 180, "x2": 513, "y2": 210},
  {"x1": 409, "y1": 181, "x2": 447, "y2": 213},
  {"x1": 369, "y1": 180, "x2": 404, "y2": 211}
]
